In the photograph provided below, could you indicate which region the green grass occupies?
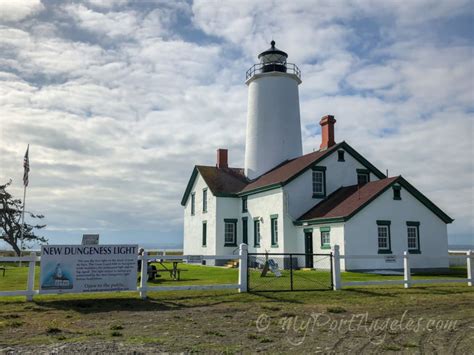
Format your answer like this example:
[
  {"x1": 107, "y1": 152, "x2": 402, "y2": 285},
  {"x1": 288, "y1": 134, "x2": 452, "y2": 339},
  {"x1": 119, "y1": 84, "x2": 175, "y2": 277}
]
[{"x1": 0, "y1": 261, "x2": 469, "y2": 295}]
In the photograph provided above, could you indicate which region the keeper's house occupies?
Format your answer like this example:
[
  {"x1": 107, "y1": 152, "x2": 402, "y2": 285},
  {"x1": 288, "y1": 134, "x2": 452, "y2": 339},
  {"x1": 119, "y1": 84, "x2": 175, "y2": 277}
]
[{"x1": 181, "y1": 42, "x2": 453, "y2": 270}]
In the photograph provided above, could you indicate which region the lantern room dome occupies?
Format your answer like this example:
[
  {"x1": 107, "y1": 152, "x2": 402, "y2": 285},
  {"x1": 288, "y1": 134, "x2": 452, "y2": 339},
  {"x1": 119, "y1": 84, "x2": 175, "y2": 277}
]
[{"x1": 258, "y1": 40, "x2": 288, "y2": 64}]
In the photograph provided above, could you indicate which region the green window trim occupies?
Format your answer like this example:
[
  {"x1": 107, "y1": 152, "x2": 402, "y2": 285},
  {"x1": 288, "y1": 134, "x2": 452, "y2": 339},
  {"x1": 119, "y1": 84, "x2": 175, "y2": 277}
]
[
  {"x1": 376, "y1": 221, "x2": 392, "y2": 254},
  {"x1": 320, "y1": 228, "x2": 331, "y2": 249},
  {"x1": 271, "y1": 216, "x2": 278, "y2": 247},
  {"x1": 242, "y1": 196, "x2": 248, "y2": 213},
  {"x1": 337, "y1": 150, "x2": 345, "y2": 162},
  {"x1": 242, "y1": 217, "x2": 248, "y2": 245},
  {"x1": 312, "y1": 166, "x2": 327, "y2": 198},
  {"x1": 393, "y1": 185, "x2": 401, "y2": 200},
  {"x1": 191, "y1": 192, "x2": 195, "y2": 216},
  {"x1": 202, "y1": 188, "x2": 208, "y2": 213},
  {"x1": 254, "y1": 219, "x2": 261, "y2": 247},
  {"x1": 406, "y1": 221, "x2": 421, "y2": 254},
  {"x1": 202, "y1": 221, "x2": 207, "y2": 247},
  {"x1": 224, "y1": 219, "x2": 237, "y2": 247},
  {"x1": 303, "y1": 228, "x2": 313, "y2": 233}
]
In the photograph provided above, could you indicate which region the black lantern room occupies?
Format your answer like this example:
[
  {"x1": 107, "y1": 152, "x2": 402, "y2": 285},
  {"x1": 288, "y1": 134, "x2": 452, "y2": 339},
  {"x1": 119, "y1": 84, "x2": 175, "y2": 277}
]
[{"x1": 258, "y1": 40, "x2": 288, "y2": 73}]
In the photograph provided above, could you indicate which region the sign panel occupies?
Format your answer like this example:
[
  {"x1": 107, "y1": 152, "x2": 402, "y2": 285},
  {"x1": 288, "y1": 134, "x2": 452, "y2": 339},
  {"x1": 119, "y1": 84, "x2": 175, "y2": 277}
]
[
  {"x1": 385, "y1": 255, "x2": 397, "y2": 263},
  {"x1": 82, "y1": 234, "x2": 99, "y2": 245},
  {"x1": 40, "y1": 245, "x2": 138, "y2": 294}
]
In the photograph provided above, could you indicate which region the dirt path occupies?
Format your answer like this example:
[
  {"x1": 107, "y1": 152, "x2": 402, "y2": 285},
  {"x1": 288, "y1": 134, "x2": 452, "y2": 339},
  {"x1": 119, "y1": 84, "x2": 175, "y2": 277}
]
[{"x1": 1, "y1": 287, "x2": 473, "y2": 353}]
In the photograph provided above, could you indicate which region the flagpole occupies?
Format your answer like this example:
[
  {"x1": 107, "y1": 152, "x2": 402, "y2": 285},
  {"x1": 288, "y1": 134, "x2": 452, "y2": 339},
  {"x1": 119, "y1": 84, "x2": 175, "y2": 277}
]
[
  {"x1": 19, "y1": 185, "x2": 27, "y2": 267},
  {"x1": 19, "y1": 144, "x2": 29, "y2": 267}
]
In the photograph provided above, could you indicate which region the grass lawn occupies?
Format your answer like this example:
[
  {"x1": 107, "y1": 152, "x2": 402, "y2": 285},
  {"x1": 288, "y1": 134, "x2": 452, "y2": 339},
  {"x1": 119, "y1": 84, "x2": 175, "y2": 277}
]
[{"x1": 0, "y1": 262, "x2": 472, "y2": 353}]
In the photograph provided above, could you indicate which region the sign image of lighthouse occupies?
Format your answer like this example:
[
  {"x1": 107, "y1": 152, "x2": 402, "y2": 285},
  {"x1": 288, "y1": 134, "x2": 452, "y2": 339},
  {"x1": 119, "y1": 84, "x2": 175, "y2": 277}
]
[{"x1": 41, "y1": 263, "x2": 74, "y2": 290}]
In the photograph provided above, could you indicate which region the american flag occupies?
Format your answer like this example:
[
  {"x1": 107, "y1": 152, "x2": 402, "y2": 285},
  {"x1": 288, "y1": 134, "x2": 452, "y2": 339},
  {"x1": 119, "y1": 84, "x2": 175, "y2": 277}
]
[{"x1": 23, "y1": 145, "x2": 29, "y2": 187}]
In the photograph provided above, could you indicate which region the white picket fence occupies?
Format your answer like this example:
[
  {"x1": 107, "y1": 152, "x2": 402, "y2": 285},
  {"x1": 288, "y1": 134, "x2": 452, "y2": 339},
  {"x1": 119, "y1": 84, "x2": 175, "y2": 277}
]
[
  {"x1": 331, "y1": 245, "x2": 473, "y2": 290},
  {"x1": 0, "y1": 244, "x2": 249, "y2": 301},
  {"x1": 1, "y1": 244, "x2": 472, "y2": 301}
]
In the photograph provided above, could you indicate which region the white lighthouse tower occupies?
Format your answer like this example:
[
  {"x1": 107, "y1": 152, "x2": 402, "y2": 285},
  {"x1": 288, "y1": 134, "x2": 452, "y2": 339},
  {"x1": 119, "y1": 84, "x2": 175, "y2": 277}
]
[{"x1": 244, "y1": 41, "x2": 303, "y2": 179}]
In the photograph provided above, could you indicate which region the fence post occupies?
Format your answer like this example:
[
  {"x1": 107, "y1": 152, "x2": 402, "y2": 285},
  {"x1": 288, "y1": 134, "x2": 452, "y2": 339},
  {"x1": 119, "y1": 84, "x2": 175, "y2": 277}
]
[
  {"x1": 332, "y1": 245, "x2": 341, "y2": 290},
  {"x1": 467, "y1": 250, "x2": 472, "y2": 287},
  {"x1": 403, "y1": 251, "x2": 411, "y2": 289},
  {"x1": 238, "y1": 243, "x2": 248, "y2": 293},
  {"x1": 26, "y1": 252, "x2": 36, "y2": 301},
  {"x1": 139, "y1": 251, "x2": 148, "y2": 299}
]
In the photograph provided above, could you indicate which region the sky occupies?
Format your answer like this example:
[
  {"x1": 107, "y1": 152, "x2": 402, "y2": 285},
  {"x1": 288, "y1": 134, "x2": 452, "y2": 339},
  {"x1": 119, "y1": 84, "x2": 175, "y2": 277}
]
[{"x1": 0, "y1": 0, "x2": 473, "y2": 249}]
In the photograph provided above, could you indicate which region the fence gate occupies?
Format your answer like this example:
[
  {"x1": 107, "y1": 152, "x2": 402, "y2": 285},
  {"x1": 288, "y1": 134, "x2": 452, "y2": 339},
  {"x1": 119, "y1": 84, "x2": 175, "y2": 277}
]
[{"x1": 247, "y1": 253, "x2": 333, "y2": 292}]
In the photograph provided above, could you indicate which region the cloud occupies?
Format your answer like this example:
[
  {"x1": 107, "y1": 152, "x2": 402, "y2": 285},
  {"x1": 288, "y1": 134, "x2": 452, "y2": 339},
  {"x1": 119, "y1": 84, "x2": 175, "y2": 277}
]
[
  {"x1": 0, "y1": 0, "x2": 472, "y2": 248},
  {"x1": 0, "y1": 0, "x2": 43, "y2": 22}
]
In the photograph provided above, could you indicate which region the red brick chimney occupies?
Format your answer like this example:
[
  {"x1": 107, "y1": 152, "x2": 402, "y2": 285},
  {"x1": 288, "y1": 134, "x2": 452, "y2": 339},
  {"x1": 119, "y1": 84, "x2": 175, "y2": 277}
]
[
  {"x1": 320, "y1": 115, "x2": 336, "y2": 150},
  {"x1": 216, "y1": 149, "x2": 228, "y2": 169}
]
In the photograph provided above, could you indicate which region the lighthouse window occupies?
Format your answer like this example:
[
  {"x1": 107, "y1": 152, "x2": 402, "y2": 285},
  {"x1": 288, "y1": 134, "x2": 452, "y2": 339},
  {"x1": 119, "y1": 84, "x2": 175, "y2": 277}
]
[{"x1": 312, "y1": 166, "x2": 326, "y2": 198}]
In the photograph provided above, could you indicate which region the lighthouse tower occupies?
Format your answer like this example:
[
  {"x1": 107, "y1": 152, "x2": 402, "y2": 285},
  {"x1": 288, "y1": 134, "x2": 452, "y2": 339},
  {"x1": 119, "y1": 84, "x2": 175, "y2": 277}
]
[{"x1": 244, "y1": 41, "x2": 303, "y2": 179}]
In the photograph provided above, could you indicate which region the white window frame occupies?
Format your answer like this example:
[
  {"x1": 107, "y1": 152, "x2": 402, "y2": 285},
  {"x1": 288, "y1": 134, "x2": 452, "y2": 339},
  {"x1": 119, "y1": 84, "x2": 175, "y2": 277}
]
[
  {"x1": 312, "y1": 170, "x2": 324, "y2": 195},
  {"x1": 224, "y1": 220, "x2": 237, "y2": 246},
  {"x1": 377, "y1": 225, "x2": 390, "y2": 250},
  {"x1": 407, "y1": 226, "x2": 418, "y2": 250}
]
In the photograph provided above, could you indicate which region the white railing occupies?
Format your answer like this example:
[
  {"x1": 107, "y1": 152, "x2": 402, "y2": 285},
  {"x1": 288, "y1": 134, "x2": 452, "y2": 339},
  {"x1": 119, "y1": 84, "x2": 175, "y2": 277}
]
[
  {"x1": 331, "y1": 245, "x2": 473, "y2": 290},
  {"x1": 0, "y1": 245, "x2": 248, "y2": 301}
]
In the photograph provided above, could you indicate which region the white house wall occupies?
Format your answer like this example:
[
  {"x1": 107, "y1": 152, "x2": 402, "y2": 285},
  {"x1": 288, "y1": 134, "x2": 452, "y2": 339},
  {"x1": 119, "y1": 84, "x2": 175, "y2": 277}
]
[
  {"x1": 183, "y1": 173, "x2": 216, "y2": 257},
  {"x1": 294, "y1": 224, "x2": 345, "y2": 269},
  {"x1": 245, "y1": 188, "x2": 286, "y2": 253},
  {"x1": 344, "y1": 186, "x2": 449, "y2": 270},
  {"x1": 284, "y1": 148, "x2": 381, "y2": 220},
  {"x1": 215, "y1": 197, "x2": 241, "y2": 257}
]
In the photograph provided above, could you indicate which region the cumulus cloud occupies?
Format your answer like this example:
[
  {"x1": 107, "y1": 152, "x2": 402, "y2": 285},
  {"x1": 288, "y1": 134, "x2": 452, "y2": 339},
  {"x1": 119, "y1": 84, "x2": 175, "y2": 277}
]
[
  {"x1": 0, "y1": 0, "x2": 472, "y2": 248},
  {"x1": 0, "y1": 0, "x2": 43, "y2": 22}
]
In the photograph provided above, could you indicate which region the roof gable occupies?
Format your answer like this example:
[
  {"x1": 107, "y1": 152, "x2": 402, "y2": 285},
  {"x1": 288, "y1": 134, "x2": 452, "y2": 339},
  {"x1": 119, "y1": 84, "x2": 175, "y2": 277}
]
[
  {"x1": 240, "y1": 141, "x2": 386, "y2": 195},
  {"x1": 297, "y1": 176, "x2": 453, "y2": 224},
  {"x1": 180, "y1": 166, "x2": 248, "y2": 206}
]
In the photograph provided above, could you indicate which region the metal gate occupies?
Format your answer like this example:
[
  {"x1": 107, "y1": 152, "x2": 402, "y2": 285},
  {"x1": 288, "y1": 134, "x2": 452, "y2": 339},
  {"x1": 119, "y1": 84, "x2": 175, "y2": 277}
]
[{"x1": 247, "y1": 253, "x2": 333, "y2": 292}]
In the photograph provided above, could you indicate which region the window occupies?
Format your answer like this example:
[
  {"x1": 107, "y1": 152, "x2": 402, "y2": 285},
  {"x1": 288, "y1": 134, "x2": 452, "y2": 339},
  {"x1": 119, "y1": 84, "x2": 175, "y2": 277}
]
[
  {"x1": 320, "y1": 227, "x2": 330, "y2": 249},
  {"x1": 393, "y1": 185, "x2": 401, "y2": 200},
  {"x1": 242, "y1": 196, "x2": 248, "y2": 213},
  {"x1": 242, "y1": 217, "x2": 248, "y2": 245},
  {"x1": 191, "y1": 193, "x2": 195, "y2": 215},
  {"x1": 202, "y1": 188, "x2": 207, "y2": 213},
  {"x1": 254, "y1": 219, "x2": 261, "y2": 247},
  {"x1": 337, "y1": 150, "x2": 345, "y2": 162},
  {"x1": 271, "y1": 215, "x2": 278, "y2": 246},
  {"x1": 407, "y1": 221, "x2": 421, "y2": 253},
  {"x1": 312, "y1": 166, "x2": 326, "y2": 198},
  {"x1": 224, "y1": 219, "x2": 237, "y2": 246},
  {"x1": 376, "y1": 220, "x2": 392, "y2": 254},
  {"x1": 357, "y1": 169, "x2": 370, "y2": 186},
  {"x1": 202, "y1": 221, "x2": 207, "y2": 247}
]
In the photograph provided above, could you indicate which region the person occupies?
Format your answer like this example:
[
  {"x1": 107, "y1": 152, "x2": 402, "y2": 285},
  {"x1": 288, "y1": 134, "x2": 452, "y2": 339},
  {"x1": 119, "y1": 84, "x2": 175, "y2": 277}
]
[{"x1": 137, "y1": 247, "x2": 158, "y2": 281}]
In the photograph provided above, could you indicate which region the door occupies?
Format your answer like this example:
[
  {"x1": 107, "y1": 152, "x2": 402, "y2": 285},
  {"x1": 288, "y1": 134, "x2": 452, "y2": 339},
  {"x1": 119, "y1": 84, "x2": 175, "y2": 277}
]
[{"x1": 304, "y1": 232, "x2": 313, "y2": 268}]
